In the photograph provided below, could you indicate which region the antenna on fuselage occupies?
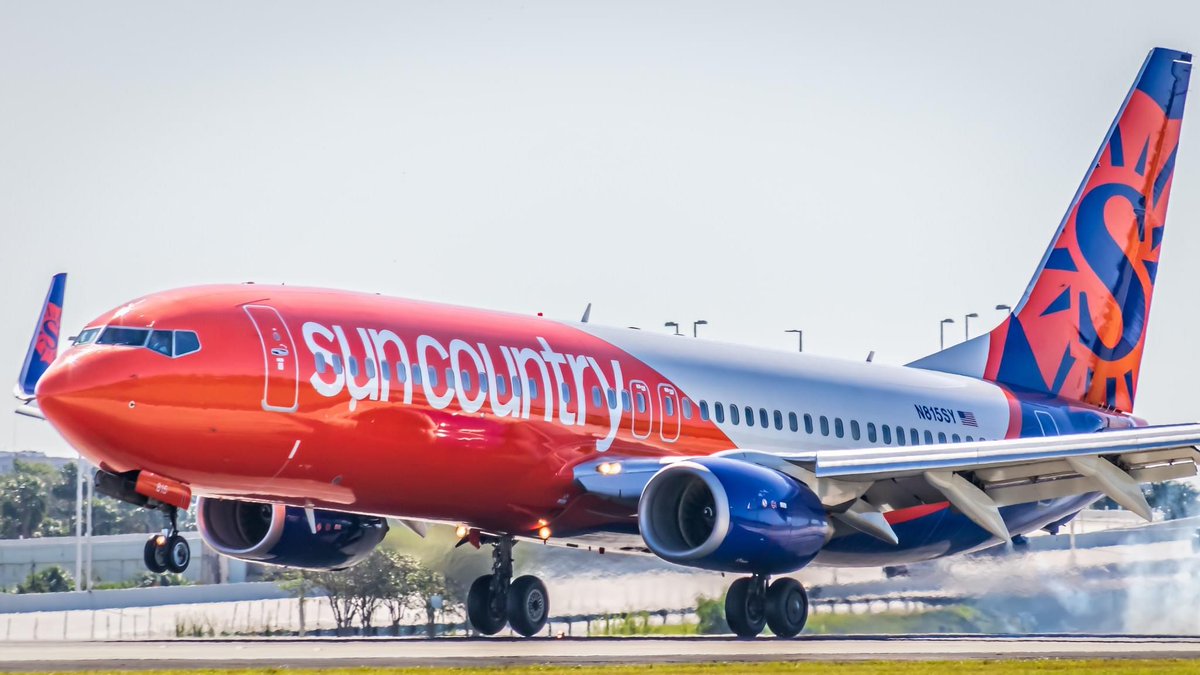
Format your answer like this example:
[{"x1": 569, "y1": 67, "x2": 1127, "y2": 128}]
[{"x1": 581, "y1": 303, "x2": 592, "y2": 323}]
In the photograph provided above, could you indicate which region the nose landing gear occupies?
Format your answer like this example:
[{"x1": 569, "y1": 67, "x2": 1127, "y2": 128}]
[
  {"x1": 725, "y1": 574, "x2": 809, "y2": 638},
  {"x1": 466, "y1": 535, "x2": 550, "y2": 637},
  {"x1": 143, "y1": 506, "x2": 191, "y2": 574}
]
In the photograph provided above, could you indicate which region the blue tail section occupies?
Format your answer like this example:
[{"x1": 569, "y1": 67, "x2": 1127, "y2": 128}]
[{"x1": 17, "y1": 273, "x2": 67, "y2": 399}]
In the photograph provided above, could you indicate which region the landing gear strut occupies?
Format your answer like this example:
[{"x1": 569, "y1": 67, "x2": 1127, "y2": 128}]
[
  {"x1": 725, "y1": 574, "x2": 808, "y2": 638},
  {"x1": 142, "y1": 505, "x2": 190, "y2": 575},
  {"x1": 466, "y1": 535, "x2": 549, "y2": 637}
]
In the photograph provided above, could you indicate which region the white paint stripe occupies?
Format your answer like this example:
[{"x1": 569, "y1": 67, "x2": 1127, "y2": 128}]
[{"x1": 288, "y1": 440, "x2": 300, "y2": 459}]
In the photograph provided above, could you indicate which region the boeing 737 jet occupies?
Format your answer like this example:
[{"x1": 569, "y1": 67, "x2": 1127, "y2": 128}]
[{"x1": 14, "y1": 47, "x2": 1195, "y2": 638}]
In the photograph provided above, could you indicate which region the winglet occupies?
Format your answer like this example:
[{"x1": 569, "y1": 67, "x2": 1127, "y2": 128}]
[{"x1": 16, "y1": 273, "x2": 67, "y2": 400}]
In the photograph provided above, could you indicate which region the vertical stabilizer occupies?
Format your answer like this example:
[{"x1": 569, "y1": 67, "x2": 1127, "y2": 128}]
[{"x1": 911, "y1": 48, "x2": 1191, "y2": 413}]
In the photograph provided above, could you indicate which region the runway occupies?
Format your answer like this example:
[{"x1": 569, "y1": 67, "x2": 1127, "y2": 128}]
[{"x1": 2, "y1": 635, "x2": 1200, "y2": 670}]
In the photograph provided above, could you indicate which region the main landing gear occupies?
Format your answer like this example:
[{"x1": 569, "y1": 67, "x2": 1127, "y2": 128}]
[
  {"x1": 142, "y1": 505, "x2": 191, "y2": 574},
  {"x1": 466, "y1": 535, "x2": 549, "y2": 637},
  {"x1": 725, "y1": 574, "x2": 809, "y2": 638}
]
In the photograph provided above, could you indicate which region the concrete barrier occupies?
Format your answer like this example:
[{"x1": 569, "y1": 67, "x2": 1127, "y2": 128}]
[{"x1": 0, "y1": 581, "x2": 297, "y2": 614}]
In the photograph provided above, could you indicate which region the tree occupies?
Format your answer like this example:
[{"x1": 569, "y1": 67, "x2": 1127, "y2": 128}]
[
  {"x1": 0, "y1": 466, "x2": 49, "y2": 538},
  {"x1": 408, "y1": 561, "x2": 458, "y2": 638},
  {"x1": 314, "y1": 568, "x2": 359, "y2": 635},
  {"x1": 17, "y1": 565, "x2": 74, "y2": 594},
  {"x1": 277, "y1": 570, "x2": 319, "y2": 636}
]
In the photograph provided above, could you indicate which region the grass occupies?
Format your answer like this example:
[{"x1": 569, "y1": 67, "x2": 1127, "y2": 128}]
[
  {"x1": 804, "y1": 607, "x2": 1010, "y2": 635},
  {"x1": 17, "y1": 663, "x2": 1200, "y2": 675}
]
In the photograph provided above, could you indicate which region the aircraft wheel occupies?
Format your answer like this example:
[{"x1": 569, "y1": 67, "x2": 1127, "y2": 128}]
[
  {"x1": 506, "y1": 575, "x2": 549, "y2": 637},
  {"x1": 467, "y1": 574, "x2": 507, "y2": 635},
  {"x1": 725, "y1": 576, "x2": 766, "y2": 638},
  {"x1": 165, "y1": 534, "x2": 191, "y2": 574},
  {"x1": 143, "y1": 535, "x2": 169, "y2": 574},
  {"x1": 765, "y1": 577, "x2": 808, "y2": 638}
]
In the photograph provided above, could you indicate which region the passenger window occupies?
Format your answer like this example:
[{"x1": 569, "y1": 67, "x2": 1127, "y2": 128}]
[
  {"x1": 529, "y1": 379, "x2": 539, "y2": 399},
  {"x1": 445, "y1": 368, "x2": 455, "y2": 390},
  {"x1": 714, "y1": 402, "x2": 725, "y2": 423},
  {"x1": 410, "y1": 364, "x2": 420, "y2": 384},
  {"x1": 394, "y1": 363, "x2": 407, "y2": 383},
  {"x1": 348, "y1": 357, "x2": 360, "y2": 378},
  {"x1": 938, "y1": 432, "x2": 947, "y2": 443},
  {"x1": 700, "y1": 400, "x2": 710, "y2": 421},
  {"x1": 146, "y1": 330, "x2": 172, "y2": 356},
  {"x1": 315, "y1": 352, "x2": 328, "y2": 374},
  {"x1": 636, "y1": 392, "x2": 646, "y2": 413},
  {"x1": 462, "y1": 370, "x2": 473, "y2": 391},
  {"x1": 910, "y1": 429, "x2": 920, "y2": 446},
  {"x1": 819, "y1": 416, "x2": 829, "y2": 436},
  {"x1": 173, "y1": 331, "x2": 201, "y2": 357},
  {"x1": 924, "y1": 430, "x2": 934, "y2": 445},
  {"x1": 759, "y1": 408, "x2": 769, "y2": 428},
  {"x1": 365, "y1": 359, "x2": 376, "y2": 379},
  {"x1": 882, "y1": 425, "x2": 892, "y2": 444},
  {"x1": 621, "y1": 390, "x2": 631, "y2": 411},
  {"x1": 774, "y1": 410, "x2": 783, "y2": 431},
  {"x1": 682, "y1": 398, "x2": 693, "y2": 419},
  {"x1": 896, "y1": 426, "x2": 906, "y2": 446},
  {"x1": 495, "y1": 374, "x2": 505, "y2": 394},
  {"x1": 850, "y1": 420, "x2": 861, "y2": 441},
  {"x1": 804, "y1": 414, "x2": 814, "y2": 434},
  {"x1": 607, "y1": 388, "x2": 617, "y2": 409},
  {"x1": 479, "y1": 373, "x2": 488, "y2": 393},
  {"x1": 788, "y1": 412, "x2": 798, "y2": 432},
  {"x1": 428, "y1": 367, "x2": 438, "y2": 388},
  {"x1": 834, "y1": 418, "x2": 844, "y2": 438},
  {"x1": 98, "y1": 326, "x2": 150, "y2": 347},
  {"x1": 380, "y1": 361, "x2": 390, "y2": 381},
  {"x1": 731, "y1": 405, "x2": 741, "y2": 425},
  {"x1": 559, "y1": 382, "x2": 570, "y2": 403},
  {"x1": 952, "y1": 434, "x2": 961, "y2": 443},
  {"x1": 512, "y1": 377, "x2": 522, "y2": 396},
  {"x1": 867, "y1": 422, "x2": 877, "y2": 443},
  {"x1": 592, "y1": 386, "x2": 602, "y2": 408}
]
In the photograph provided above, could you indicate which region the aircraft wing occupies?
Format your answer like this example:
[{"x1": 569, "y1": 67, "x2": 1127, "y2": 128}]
[{"x1": 574, "y1": 423, "x2": 1200, "y2": 544}]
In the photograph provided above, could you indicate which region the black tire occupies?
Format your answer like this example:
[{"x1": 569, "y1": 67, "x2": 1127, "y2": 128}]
[
  {"x1": 166, "y1": 534, "x2": 191, "y2": 574},
  {"x1": 143, "y1": 536, "x2": 168, "y2": 574},
  {"x1": 765, "y1": 577, "x2": 808, "y2": 638},
  {"x1": 725, "y1": 577, "x2": 766, "y2": 638},
  {"x1": 506, "y1": 575, "x2": 549, "y2": 637},
  {"x1": 466, "y1": 574, "x2": 507, "y2": 635}
]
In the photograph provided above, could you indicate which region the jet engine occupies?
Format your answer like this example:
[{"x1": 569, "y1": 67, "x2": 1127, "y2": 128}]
[
  {"x1": 196, "y1": 497, "x2": 388, "y2": 570},
  {"x1": 637, "y1": 456, "x2": 830, "y2": 574}
]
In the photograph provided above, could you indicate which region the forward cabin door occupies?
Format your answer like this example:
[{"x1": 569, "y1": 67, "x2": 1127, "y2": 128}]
[{"x1": 243, "y1": 304, "x2": 300, "y2": 413}]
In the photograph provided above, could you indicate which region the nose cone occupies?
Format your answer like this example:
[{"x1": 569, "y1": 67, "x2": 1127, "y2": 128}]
[{"x1": 36, "y1": 350, "x2": 131, "y2": 458}]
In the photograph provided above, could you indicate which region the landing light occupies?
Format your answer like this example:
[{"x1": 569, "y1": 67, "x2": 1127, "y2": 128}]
[
  {"x1": 154, "y1": 534, "x2": 167, "y2": 546},
  {"x1": 597, "y1": 462, "x2": 623, "y2": 476},
  {"x1": 538, "y1": 526, "x2": 552, "y2": 540},
  {"x1": 454, "y1": 524, "x2": 469, "y2": 539}
]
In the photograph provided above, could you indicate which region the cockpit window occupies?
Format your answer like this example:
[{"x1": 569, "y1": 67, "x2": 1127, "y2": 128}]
[
  {"x1": 73, "y1": 327, "x2": 101, "y2": 345},
  {"x1": 97, "y1": 327, "x2": 150, "y2": 346},
  {"x1": 173, "y1": 331, "x2": 201, "y2": 357},
  {"x1": 146, "y1": 330, "x2": 173, "y2": 356}
]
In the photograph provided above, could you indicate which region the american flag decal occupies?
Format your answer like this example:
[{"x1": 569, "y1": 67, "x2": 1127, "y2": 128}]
[{"x1": 958, "y1": 410, "x2": 978, "y2": 427}]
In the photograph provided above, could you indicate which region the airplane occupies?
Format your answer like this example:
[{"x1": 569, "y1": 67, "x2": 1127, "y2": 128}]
[{"x1": 13, "y1": 47, "x2": 1195, "y2": 639}]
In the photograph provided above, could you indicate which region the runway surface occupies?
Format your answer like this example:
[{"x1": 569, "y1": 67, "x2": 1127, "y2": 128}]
[{"x1": 2, "y1": 635, "x2": 1200, "y2": 669}]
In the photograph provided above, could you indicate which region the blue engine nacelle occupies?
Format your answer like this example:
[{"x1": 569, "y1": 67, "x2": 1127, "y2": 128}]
[
  {"x1": 637, "y1": 457, "x2": 830, "y2": 574},
  {"x1": 197, "y1": 497, "x2": 388, "y2": 571}
]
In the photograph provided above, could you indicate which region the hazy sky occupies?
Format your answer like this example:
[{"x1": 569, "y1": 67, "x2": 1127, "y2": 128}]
[{"x1": 3, "y1": 1, "x2": 1199, "y2": 456}]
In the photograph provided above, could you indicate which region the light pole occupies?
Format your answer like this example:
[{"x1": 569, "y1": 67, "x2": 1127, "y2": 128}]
[
  {"x1": 964, "y1": 312, "x2": 979, "y2": 341},
  {"x1": 995, "y1": 304, "x2": 1012, "y2": 313},
  {"x1": 785, "y1": 329, "x2": 803, "y2": 353},
  {"x1": 939, "y1": 318, "x2": 955, "y2": 350},
  {"x1": 693, "y1": 320, "x2": 708, "y2": 338},
  {"x1": 664, "y1": 321, "x2": 681, "y2": 336}
]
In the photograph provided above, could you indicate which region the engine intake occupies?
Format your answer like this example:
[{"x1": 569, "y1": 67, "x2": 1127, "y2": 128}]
[
  {"x1": 197, "y1": 497, "x2": 388, "y2": 570},
  {"x1": 638, "y1": 457, "x2": 830, "y2": 574}
]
